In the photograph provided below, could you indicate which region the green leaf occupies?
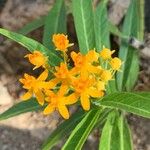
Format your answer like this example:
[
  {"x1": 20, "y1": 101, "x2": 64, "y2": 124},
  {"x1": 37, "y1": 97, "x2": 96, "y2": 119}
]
[
  {"x1": 137, "y1": 92, "x2": 150, "y2": 98},
  {"x1": 118, "y1": 114, "x2": 133, "y2": 150},
  {"x1": 136, "y1": 0, "x2": 144, "y2": 41},
  {"x1": 108, "y1": 21, "x2": 127, "y2": 39},
  {"x1": 0, "y1": 28, "x2": 62, "y2": 66},
  {"x1": 18, "y1": 16, "x2": 46, "y2": 35},
  {"x1": 125, "y1": 53, "x2": 139, "y2": 91},
  {"x1": 94, "y1": 0, "x2": 110, "y2": 51},
  {"x1": 99, "y1": 111, "x2": 120, "y2": 150},
  {"x1": 0, "y1": 98, "x2": 43, "y2": 120},
  {"x1": 117, "y1": 0, "x2": 140, "y2": 91},
  {"x1": 95, "y1": 108, "x2": 112, "y2": 128},
  {"x1": 62, "y1": 109, "x2": 101, "y2": 150},
  {"x1": 42, "y1": 110, "x2": 85, "y2": 150},
  {"x1": 99, "y1": 111, "x2": 133, "y2": 150},
  {"x1": 106, "y1": 80, "x2": 118, "y2": 94},
  {"x1": 43, "y1": 0, "x2": 66, "y2": 50},
  {"x1": 125, "y1": 0, "x2": 144, "y2": 91},
  {"x1": 98, "y1": 92, "x2": 150, "y2": 118},
  {"x1": 72, "y1": 0, "x2": 95, "y2": 54}
]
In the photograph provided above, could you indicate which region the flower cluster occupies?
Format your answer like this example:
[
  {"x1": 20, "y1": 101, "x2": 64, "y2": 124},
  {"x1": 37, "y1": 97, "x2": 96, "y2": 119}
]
[{"x1": 20, "y1": 34, "x2": 122, "y2": 119}]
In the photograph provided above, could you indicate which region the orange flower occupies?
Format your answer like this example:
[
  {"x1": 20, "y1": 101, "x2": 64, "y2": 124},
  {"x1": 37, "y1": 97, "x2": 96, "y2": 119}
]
[
  {"x1": 100, "y1": 48, "x2": 115, "y2": 60},
  {"x1": 19, "y1": 34, "x2": 122, "y2": 119},
  {"x1": 71, "y1": 50, "x2": 101, "y2": 77},
  {"x1": 110, "y1": 57, "x2": 122, "y2": 70},
  {"x1": 44, "y1": 85, "x2": 78, "y2": 119},
  {"x1": 54, "y1": 62, "x2": 76, "y2": 87},
  {"x1": 19, "y1": 70, "x2": 50, "y2": 105},
  {"x1": 72, "y1": 76, "x2": 104, "y2": 110},
  {"x1": 25, "y1": 51, "x2": 47, "y2": 70},
  {"x1": 52, "y1": 34, "x2": 73, "y2": 52},
  {"x1": 55, "y1": 63, "x2": 70, "y2": 79}
]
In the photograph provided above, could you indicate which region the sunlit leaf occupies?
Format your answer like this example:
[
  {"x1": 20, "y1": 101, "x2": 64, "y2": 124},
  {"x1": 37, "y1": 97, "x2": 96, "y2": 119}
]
[
  {"x1": 118, "y1": 114, "x2": 133, "y2": 150},
  {"x1": 0, "y1": 98, "x2": 43, "y2": 120},
  {"x1": 72, "y1": 0, "x2": 95, "y2": 54},
  {"x1": 97, "y1": 92, "x2": 150, "y2": 118},
  {"x1": 99, "y1": 111, "x2": 133, "y2": 150},
  {"x1": 62, "y1": 109, "x2": 101, "y2": 150},
  {"x1": 42, "y1": 110, "x2": 85, "y2": 150},
  {"x1": 94, "y1": 0, "x2": 110, "y2": 51},
  {"x1": 125, "y1": 0, "x2": 144, "y2": 91},
  {"x1": 99, "y1": 111, "x2": 120, "y2": 150},
  {"x1": 117, "y1": 0, "x2": 142, "y2": 91}
]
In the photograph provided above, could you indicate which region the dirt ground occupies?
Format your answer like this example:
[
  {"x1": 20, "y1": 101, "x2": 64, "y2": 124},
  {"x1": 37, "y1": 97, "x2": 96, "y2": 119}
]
[{"x1": 0, "y1": 0, "x2": 150, "y2": 150}]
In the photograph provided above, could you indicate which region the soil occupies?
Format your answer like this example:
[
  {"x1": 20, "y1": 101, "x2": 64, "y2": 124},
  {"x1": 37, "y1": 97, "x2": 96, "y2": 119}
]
[{"x1": 0, "y1": 0, "x2": 150, "y2": 150}]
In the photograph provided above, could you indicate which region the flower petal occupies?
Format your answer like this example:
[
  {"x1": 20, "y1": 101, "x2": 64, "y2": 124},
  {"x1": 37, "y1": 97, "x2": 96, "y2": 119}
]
[
  {"x1": 43, "y1": 78, "x2": 59, "y2": 89},
  {"x1": 86, "y1": 50, "x2": 99, "y2": 62},
  {"x1": 70, "y1": 51, "x2": 77, "y2": 61},
  {"x1": 81, "y1": 92, "x2": 90, "y2": 111},
  {"x1": 58, "y1": 105, "x2": 69, "y2": 119},
  {"x1": 88, "y1": 88, "x2": 104, "y2": 98},
  {"x1": 38, "y1": 69, "x2": 48, "y2": 81},
  {"x1": 65, "y1": 93, "x2": 79, "y2": 105},
  {"x1": 43, "y1": 104, "x2": 55, "y2": 115},
  {"x1": 88, "y1": 65, "x2": 102, "y2": 74},
  {"x1": 21, "y1": 91, "x2": 32, "y2": 100},
  {"x1": 81, "y1": 68, "x2": 88, "y2": 78},
  {"x1": 58, "y1": 84, "x2": 68, "y2": 96},
  {"x1": 44, "y1": 90, "x2": 55, "y2": 97},
  {"x1": 35, "y1": 90, "x2": 45, "y2": 106}
]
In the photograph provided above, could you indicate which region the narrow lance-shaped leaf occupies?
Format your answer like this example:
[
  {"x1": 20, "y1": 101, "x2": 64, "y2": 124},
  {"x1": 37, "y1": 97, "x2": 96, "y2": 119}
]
[
  {"x1": 72, "y1": 0, "x2": 95, "y2": 54},
  {"x1": 0, "y1": 28, "x2": 62, "y2": 66},
  {"x1": 43, "y1": 0, "x2": 66, "y2": 50},
  {"x1": 94, "y1": 0, "x2": 110, "y2": 51},
  {"x1": 125, "y1": 53, "x2": 139, "y2": 91},
  {"x1": 99, "y1": 111, "x2": 133, "y2": 150},
  {"x1": 118, "y1": 114, "x2": 133, "y2": 150},
  {"x1": 18, "y1": 16, "x2": 46, "y2": 35},
  {"x1": 117, "y1": 0, "x2": 140, "y2": 91},
  {"x1": 62, "y1": 109, "x2": 101, "y2": 150},
  {"x1": 95, "y1": 108, "x2": 112, "y2": 128},
  {"x1": 97, "y1": 92, "x2": 150, "y2": 118},
  {"x1": 136, "y1": 0, "x2": 144, "y2": 41},
  {"x1": 108, "y1": 21, "x2": 127, "y2": 39},
  {"x1": 0, "y1": 98, "x2": 44, "y2": 120},
  {"x1": 99, "y1": 111, "x2": 120, "y2": 150},
  {"x1": 42, "y1": 110, "x2": 85, "y2": 150},
  {"x1": 125, "y1": 0, "x2": 144, "y2": 91}
]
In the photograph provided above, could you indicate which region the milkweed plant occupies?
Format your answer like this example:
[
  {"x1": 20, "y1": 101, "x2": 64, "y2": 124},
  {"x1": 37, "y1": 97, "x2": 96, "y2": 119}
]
[{"x1": 0, "y1": 0, "x2": 149, "y2": 150}]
